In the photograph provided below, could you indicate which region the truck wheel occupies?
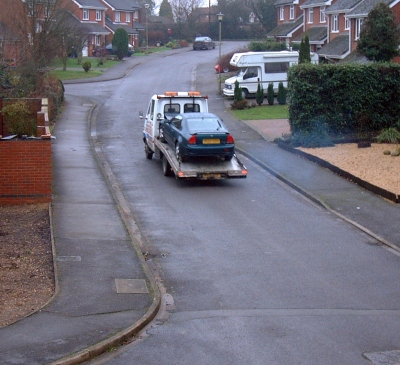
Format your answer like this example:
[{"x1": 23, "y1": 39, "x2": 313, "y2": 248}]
[
  {"x1": 241, "y1": 89, "x2": 248, "y2": 99},
  {"x1": 162, "y1": 155, "x2": 172, "y2": 176},
  {"x1": 145, "y1": 144, "x2": 153, "y2": 160}
]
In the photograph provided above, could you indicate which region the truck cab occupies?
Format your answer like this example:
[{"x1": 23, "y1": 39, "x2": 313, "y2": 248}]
[{"x1": 142, "y1": 91, "x2": 209, "y2": 155}]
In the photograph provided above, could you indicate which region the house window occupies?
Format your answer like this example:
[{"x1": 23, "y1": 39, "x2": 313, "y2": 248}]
[
  {"x1": 126, "y1": 12, "x2": 131, "y2": 22},
  {"x1": 96, "y1": 10, "x2": 101, "y2": 21},
  {"x1": 290, "y1": 5, "x2": 294, "y2": 20},
  {"x1": 355, "y1": 18, "x2": 363, "y2": 40},
  {"x1": 320, "y1": 6, "x2": 326, "y2": 23},
  {"x1": 345, "y1": 17, "x2": 350, "y2": 30},
  {"x1": 95, "y1": 35, "x2": 101, "y2": 46},
  {"x1": 115, "y1": 11, "x2": 121, "y2": 22},
  {"x1": 44, "y1": 6, "x2": 52, "y2": 18},
  {"x1": 308, "y1": 8, "x2": 314, "y2": 23},
  {"x1": 83, "y1": 9, "x2": 89, "y2": 20},
  {"x1": 331, "y1": 14, "x2": 338, "y2": 32},
  {"x1": 280, "y1": 7, "x2": 284, "y2": 21}
]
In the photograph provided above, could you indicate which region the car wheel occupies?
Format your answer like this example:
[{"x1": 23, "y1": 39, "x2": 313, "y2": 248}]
[
  {"x1": 162, "y1": 155, "x2": 172, "y2": 176},
  {"x1": 223, "y1": 67, "x2": 230, "y2": 73},
  {"x1": 175, "y1": 142, "x2": 186, "y2": 163},
  {"x1": 241, "y1": 89, "x2": 248, "y2": 99},
  {"x1": 145, "y1": 143, "x2": 153, "y2": 160}
]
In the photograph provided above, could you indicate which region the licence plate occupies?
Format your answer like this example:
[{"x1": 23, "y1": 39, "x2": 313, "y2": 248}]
[
  {"x1": 203, "y1": 138, "x2": 220, "y2": 144},
  {"x1": 202, "y1": 173, "x2": 221, "y2": 179}
]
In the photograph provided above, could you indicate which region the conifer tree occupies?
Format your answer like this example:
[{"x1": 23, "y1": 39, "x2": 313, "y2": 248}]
[
  {"x1": 256, "y1": 82, "x2": 264, "y2": 105},
  {"x1": 357, "y1": 2, "x2": 400, "y2": 62}
]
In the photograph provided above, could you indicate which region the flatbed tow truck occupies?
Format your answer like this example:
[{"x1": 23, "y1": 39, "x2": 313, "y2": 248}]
[{"x1": 141, "y1": 91, "x2": 247, "y2": 180}]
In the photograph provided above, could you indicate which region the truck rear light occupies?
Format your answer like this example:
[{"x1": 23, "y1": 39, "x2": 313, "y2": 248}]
[
  {"x1": 188, "y1": 135, "x2": 197, "y2": 144},
  {"x1": 227, "y1": 134, "x2": 234, "y2": 143}
]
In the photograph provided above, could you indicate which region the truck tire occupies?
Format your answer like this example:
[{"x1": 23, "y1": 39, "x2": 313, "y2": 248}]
[
  {"x1": 241, "y1": 89, "x2": 248, "y2": 99},
  {"x1": 162, "y1": 155, "x2": 173, "y2": 176},
  {"x1": 145, "y1": 144, "x2": 153, "y2": 160}
]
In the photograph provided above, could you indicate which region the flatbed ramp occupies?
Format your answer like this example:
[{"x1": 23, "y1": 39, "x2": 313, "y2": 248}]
[{"x1": 156, "y1": 141, "x2": 248, "y2": 180}]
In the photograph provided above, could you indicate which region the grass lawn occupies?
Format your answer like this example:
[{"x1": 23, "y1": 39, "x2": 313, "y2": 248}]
[{"x1": 231, "y1": 104, "x2": 288, "y2": 120}]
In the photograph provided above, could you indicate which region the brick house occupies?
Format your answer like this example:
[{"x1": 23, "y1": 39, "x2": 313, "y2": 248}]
[
  {"x1": 269, "y1": 0, "x2": 400, "y2": 62},
  {"x1": 294, "y1": 0, "x2": 333, "y2": 51},
  {"x1": 268, "y1": 0, "x2": 305, "y2": 47},
  {"x1": 100, "y1": 0, "x2": 142, "y2": 48},
  {"x1": 67, "y1": 0, "x2": 110, "y2": 56}
]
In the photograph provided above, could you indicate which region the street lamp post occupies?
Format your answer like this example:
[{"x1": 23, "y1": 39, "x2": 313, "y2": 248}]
[
  {"x1": 217, "y1": 12, "x2": 224, "y2": 94},
  {"x1": 145, "y1": 4, "x2": 149, "y2": 54}
]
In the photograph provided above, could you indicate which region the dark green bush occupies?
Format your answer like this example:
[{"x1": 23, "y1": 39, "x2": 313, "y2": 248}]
[
  {"x1": 288, "y1": 63, "x2": 400, "y2": 136},
  {"x1": 277, "y1": 82, "x2": 287, "y2": 105},
  {"x1": 82, "y1": 61, "x2": 91, "y2": 72},
  {"x1": 267, "y1": 83, "x2": 274, "y2": 105},
  {"x1": 248, "y1": 40, "x2": 287, "y2": 52},
  {"x1": 256, "y1": 82, "x2": 264, "y2": 106},
  {"x1": 234, "y1": 80, "x2": 243, "y2": 102}
]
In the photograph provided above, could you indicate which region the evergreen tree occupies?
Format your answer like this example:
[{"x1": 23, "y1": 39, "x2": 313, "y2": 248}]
[
  {"x1": 159, "y1": 0, "x2": 173, "y2": 19},
  {"x1": 357, "y1": 2, "x2": 400, "y2": 62},
  {"x1": 256, "y1": 82, "x2": 264, "y2": 105},
  {"x1": 277, "y1": 82, "x2": 287, "y2": 105},
  {"x1": 112, "y1": 28, "x2": 129, "y2": 60},
  {"x1": 267, "y1": 82, "x2": 274, "y2": 105},
  {"x1": 299, "y1": 35, "x2": 311, "y2": 63},
  {"x1": 234, "y1": 80, "x2": 243, "y2": 102}
]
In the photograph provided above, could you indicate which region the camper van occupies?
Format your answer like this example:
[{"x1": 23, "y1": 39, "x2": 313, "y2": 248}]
[{"x1": 222, "y1": 51, "x2": 319, "y2": 98}]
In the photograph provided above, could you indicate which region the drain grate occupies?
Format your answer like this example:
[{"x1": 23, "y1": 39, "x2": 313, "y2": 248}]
[{"x1": 115, "y1": 279, "x2": 148, "y2": 294}]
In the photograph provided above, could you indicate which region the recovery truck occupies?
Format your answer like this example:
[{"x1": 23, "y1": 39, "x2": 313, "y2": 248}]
[{"x1": 141, "y1": 91, "x2": 248, "y2": 180}]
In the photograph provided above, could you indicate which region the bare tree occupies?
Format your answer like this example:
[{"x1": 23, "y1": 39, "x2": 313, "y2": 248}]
[{"x1": 170, "y1": 0, "x2": 203, "y2": 36}]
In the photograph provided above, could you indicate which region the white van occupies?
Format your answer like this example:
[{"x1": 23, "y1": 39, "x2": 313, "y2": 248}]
[{"x1": 222, "y1": 50, "x2": 319, "y2": 98}]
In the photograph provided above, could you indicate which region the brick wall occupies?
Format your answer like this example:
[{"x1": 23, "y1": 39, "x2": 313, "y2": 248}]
[{"x1": 0, "y1": 139, "x2": 52, "y2": 204}]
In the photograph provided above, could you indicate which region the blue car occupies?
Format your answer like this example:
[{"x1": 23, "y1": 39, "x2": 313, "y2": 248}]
[{"x1": 160, "y1": 113, "x2": 235, "y2": 162}]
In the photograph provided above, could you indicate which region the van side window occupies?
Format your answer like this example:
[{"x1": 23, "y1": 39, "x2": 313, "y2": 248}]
[
  {"x1": 184, "y1": 103, "x2": 200, "y2": 113},
  {"x1": 264, "y1": 62, "x2": 289, "y2": 73}
]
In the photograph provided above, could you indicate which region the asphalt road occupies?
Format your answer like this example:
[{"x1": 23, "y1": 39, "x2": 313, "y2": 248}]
[{"x1": 64, "y1": 42, "x2": 400, "y2": 365}]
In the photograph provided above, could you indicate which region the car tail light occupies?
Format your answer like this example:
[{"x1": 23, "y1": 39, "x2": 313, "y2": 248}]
[
  {"x1": 227, "y1": 134, "x2": 234, "y2": 144},
  {"x1": 188, "y1": 135, "x2": 197, "y2": 144}
]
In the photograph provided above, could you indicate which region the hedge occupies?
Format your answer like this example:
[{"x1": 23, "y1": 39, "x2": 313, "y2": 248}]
[{"x1": 287, "y1": 63, "x2": 400, "y2": 136}]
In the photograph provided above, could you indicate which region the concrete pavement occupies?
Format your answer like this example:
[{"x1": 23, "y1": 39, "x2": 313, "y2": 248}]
[{"x1": 0, "y1": 47, "x2": 399, "y2": 365}]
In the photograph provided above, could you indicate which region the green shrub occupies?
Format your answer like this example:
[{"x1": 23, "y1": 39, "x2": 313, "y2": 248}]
[
  {"x1": 2, "y1": 101, "x2": 37, "y2": 137},
  {"x1": 82, "y1": 61, "x2": 91, "y2": 72},
  {"x1": 248, "y1": 40, "x2": 287, "y2": 52},
  {"x1": 288, "y1": 63, "x2": 400, "y2": 135},
  {"x1": 267, "y1": 83, "x2": 274, "y2": 105},
  {"x1": 234, "y1": 80, "x2": 243, "y2": 102},
  {"x1": 376, "y1": 127, "x2": 400, "y2": 143},
  {"x1": 256, "y1": 82, "x2": 264, "y2": 106},
  {"x1": 277, "y1": 82, "x2": 287, "y2": 105}
]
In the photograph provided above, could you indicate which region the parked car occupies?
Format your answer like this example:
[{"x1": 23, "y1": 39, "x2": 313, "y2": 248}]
[
  {"x1": 193, "y1": 37, "x2": 215, "y2": 50},
  {"x1": 92, "y1": 44, "x2": 134, "y2": 57},
  {"x1": 159, "y1": 112, "x2": 235, "y2": 162}
]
